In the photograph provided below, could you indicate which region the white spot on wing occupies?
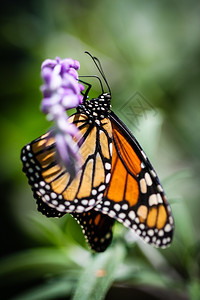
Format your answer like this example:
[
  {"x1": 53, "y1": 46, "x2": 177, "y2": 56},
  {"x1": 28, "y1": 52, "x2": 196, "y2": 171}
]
[
  {"x1": 149, "y1": 194, "x2": 158, "y2": 206},
  {"x1": 118, "y1": 213, "x2": 126, "y2": 219},
  {"x1": 109, "y1": 143, "x2": 113, "y2": 155},
  {"x1": 81, "y1": 200, "x2": 88, "y2": 205},
  {"x1": 39, "y1": 189, "x2": 45, "y2": 195},
  {"x1": 150, "y1": 170, "x2": 157, "y2": 178},
  {"x1": 164, "y1": 224, "x2": 172, "y2": 232},
  {"x1": 105, "y1": 232, "x2": 111, "y2": 239},
  {"x1": 140, "y1": 178, "x2": 147, "y2": 193},
  {"x1": 58, "y1": 204, "x2": 65, "y2": 211},
  {"x1": 98, "y1": 185, "x2": 105, "y2": 192},
  {"x1": 105, "y1": 173, "x2": 111, "y2": 184},
  {"x1": 102, "y1": 207, "x2": 109, "y2": 212},
  {"x1": 128, "y1": 210, "x2": 136, "y2": 220},
  {"x1": 139, "y1": 224, "x2": 145, "y2": 230},
  {"x1": 108, "y1": 210, "x2": 116, "y2": 218},
  {"x1": 145, "y1": 172, "x2": 153, "y2": 186},
  {"x1": 52, "y1": 200, "x2": 58, "y2": 205},
  {"x1": 141, "y1": 151, "x2": 147, "y2": 160},
  {"x1": 124, "y1": 219, "x2": 131, "y2": 226},
  {"x1": 157, "y1": 193, "x2": 163, "y2": 203},
  {"x1": 69, "y1": 205, "x2": 75, "y2": 210},
  {"x1": 122, "y1": 204, "x2": 128, "y2": 210},
  {"x1": 105, "y1": 162, "x2": 111, "y2": 170},
  {"x1": 44, "y1": 195, "x2": 50, "y2": 201},
  {"x1": 157, "y1": 185, "x2": 163, "y2": 192},
  {"x1": 76, "y1": 206, "x2": 85, "y2": 212},
  {"x1": 147, "y1": 229, "x2": 154, "y2": 236},
  {"x1": 97, "y1": 193, "x2": 103, "y2": 200},
  {"x1": 51, "y1": 192, "x2": 57, "y2": 199},
  {"x1": 89, "y1": 199, "x2": 95, "y2": 206},
  {"x1": 114, "y1": 204, "x2": 121, "y2": 211}
]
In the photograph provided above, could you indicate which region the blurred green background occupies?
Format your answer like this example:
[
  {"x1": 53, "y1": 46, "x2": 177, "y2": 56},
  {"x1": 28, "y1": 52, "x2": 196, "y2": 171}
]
[{"x1": 1, "y1": 0, "x2": 200, "y2": 299}]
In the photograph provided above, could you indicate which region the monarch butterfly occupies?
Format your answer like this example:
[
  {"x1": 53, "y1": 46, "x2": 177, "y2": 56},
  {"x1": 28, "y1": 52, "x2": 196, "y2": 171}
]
[{"x1": 21, "y1": 53, "x2": 174, "y2": 252}]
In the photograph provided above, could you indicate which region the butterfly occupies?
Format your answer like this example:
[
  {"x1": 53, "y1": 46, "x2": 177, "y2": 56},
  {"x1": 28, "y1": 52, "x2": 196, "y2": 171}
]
[{"x1": 21, "y1": 53, "x2": 174, "y2": 252}]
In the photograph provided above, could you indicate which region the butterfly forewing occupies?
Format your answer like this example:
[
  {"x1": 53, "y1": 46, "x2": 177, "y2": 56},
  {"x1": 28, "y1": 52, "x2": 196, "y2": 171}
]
[
  {"x1": 21, "y1": 113, "x2": 113, "y2": 214},
  {"x1": 95, "y1": 112, "x2": 174, "y2": 248},
  {"x1": 36, "y1": 197, "x2": 66, "y2": 218}
]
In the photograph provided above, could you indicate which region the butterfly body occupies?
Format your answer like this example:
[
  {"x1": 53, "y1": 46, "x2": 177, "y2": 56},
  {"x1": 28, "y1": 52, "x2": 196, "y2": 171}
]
[{"x1": 21, "y1": 85, "x2": 174, "y2": 252}]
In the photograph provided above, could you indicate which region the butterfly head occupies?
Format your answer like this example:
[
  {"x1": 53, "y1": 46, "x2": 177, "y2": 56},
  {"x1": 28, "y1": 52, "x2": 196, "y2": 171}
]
[
  {"x1": 77, "y1": 92, "x2": 111, "y2": 121},
  {"x1": 100, "y1": 92, "x2": 111, "y2": 101}
]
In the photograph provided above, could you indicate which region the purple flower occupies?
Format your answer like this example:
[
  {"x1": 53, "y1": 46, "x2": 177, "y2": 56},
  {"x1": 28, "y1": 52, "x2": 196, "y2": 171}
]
[
  {"x1": 55, "y1": 132, "x2": 80, "y2": 179},
  {"x1": 40, "y1": 56, "x2": 84, "y2": 179}
]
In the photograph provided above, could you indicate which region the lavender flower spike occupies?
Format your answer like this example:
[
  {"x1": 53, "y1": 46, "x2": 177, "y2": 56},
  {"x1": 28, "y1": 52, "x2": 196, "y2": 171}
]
[{"x1": 41, "y1": 56, "x2": 84, "y2": 179}]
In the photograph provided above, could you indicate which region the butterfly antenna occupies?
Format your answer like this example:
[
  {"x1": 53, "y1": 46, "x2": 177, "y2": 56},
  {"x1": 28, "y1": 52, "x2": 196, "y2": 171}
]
[
  {"x1": 85, "y1": 51, "x2": 111, "y2": 95},
  {"x1": 93, "y1": 56, "x2": 106, "y2": 78},
  {"x1": 79, "y1": 75, "x2": 104, "y2": 94},
  {"x1": 93, "y1": 56, "x2": 111, "y2": 95}
]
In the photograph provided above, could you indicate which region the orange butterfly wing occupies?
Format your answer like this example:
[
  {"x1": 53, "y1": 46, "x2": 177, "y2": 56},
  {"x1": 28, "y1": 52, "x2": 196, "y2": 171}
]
[
  {"x1": 21, "y1": 113, "x2": 113, "y2": 214},
  {"x1": 95, "y1": 112, "x2": 174, "y2": 248}
]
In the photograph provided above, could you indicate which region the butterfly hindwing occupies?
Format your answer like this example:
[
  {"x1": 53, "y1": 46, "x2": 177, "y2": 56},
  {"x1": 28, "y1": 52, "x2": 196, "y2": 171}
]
[
  {"x1": 21, "y1": 113, "x2": 113, "y2": 214},
  {"x1": 95, "y1": 111, "x2": 174, "y2": 248},
  {"x1": 35, "y1": 186, "x2": 115, "y2": 251},
  {"x1": 72, "y1": 211, "x2": 115, "y2": 252},
  {"x1": 34, "y1": 187, "x2": 114, "y2": 252}
]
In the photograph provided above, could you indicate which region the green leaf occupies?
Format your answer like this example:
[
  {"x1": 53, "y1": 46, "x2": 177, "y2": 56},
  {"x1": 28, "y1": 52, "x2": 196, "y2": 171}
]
[
  {"x1": 188, "y1": 279, "x2": 200, "y2": 300},
  {"x1": 133, "y1": 109, "x2": 163, "y2": 160},
  {"x1": 72, "y1": 243, "x2": 126, "y2": 300},
  {"x1": 173, "y1": 200, "x2": 195, "y2": 249},
  {"x1": 0, "y1": 247, "x2": 77, "y2": 285},
  {"x1": 12, "y1": 276, "x2": 75, "y2": 300},
  {"x1": 65, "y1": 214, "x2": 88, "y2": 249},
  {"x1": 162, "y1": 169, "x2": 192, "y2": 193},
  {"x1": 27, "y1": 213, "x2": 69, "y2": 247}
]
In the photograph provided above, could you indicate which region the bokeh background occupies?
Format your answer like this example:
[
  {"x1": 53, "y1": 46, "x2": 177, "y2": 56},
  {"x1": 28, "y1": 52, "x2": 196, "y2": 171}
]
[{"x1": 1, "y1": 0, "x2": 200, "y2": 299}]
